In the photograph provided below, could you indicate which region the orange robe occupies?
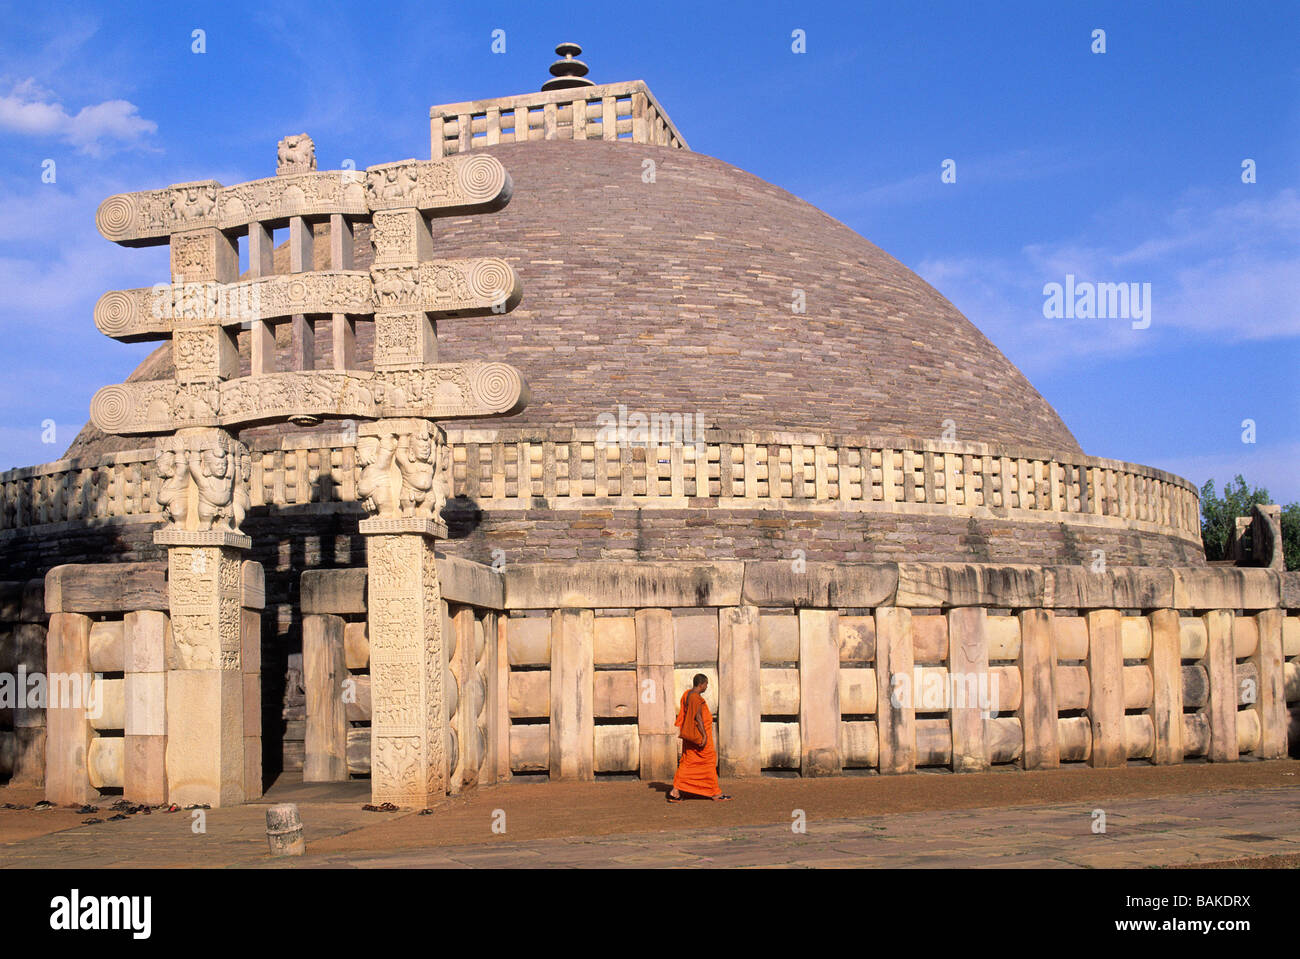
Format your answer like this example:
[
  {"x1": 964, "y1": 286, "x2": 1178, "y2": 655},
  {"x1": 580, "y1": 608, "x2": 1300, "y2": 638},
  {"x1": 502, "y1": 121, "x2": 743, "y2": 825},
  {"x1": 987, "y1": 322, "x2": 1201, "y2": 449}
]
[{"x1": 672, "y1": 689, "x2": 718, "y2": 797}]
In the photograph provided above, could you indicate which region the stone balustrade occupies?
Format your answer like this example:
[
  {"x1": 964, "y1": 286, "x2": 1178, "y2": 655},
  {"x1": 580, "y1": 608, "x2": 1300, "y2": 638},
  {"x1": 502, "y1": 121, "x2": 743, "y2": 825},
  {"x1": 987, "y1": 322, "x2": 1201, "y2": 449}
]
[
  {"x1": 300, "y1": 560, "x2": 1299, "y2": 789},
  {"x1": 0, "y1": 579, "x2": 47, "y2": 786},
  {"x1": 0, "y1": 429, "x2": 1202, "y2": 543},
  {"x1": 33, "y1": 561, "x2": 264, "y2": 806},
  {"x1": 431, "y1": 80, "x2": 689, "y2": 157},
  {"x1": 300, "y1": 556, "x2": 505, "y2": 787}
]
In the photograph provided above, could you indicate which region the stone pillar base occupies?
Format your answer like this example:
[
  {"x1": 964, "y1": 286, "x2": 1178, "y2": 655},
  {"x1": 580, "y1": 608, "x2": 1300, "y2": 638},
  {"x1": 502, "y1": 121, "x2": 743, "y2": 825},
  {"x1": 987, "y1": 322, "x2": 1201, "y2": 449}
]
[{"x1": 161, "y1": 537, "x2": 249, "y2": 807}]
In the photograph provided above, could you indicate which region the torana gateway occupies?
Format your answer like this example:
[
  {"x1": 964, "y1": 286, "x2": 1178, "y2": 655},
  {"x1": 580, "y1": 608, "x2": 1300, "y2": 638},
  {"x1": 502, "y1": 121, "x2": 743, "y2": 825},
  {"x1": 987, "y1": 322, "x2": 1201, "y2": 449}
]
[{"x1": 1, "y1": 47, "x2": 1296, "y2": 807}]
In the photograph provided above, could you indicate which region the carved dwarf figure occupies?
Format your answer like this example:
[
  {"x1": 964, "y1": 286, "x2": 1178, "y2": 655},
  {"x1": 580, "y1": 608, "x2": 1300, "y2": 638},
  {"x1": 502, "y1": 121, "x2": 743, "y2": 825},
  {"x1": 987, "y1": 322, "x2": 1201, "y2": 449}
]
[
  {"x1": 232, "y1": 449, "x2": 252, "y2": 530},
  {"x1": 155, "y1": 438, "x2": 191, "y2": 526},
  {"x1": 395, "y1": 426, "x2": 436, "y2": 516},
  {"x1": 189, "y1": 445, "x2": 235, "y2": 530},
  {"x1": 356, "y1": 434, "x2": 398, "y2": 517}
]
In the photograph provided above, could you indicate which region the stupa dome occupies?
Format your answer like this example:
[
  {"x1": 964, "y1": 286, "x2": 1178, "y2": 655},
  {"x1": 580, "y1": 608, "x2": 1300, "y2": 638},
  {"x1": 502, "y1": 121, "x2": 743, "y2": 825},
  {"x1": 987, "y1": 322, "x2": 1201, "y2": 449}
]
[
  {"x1": 66, "y1": 138, "x2": 1079, "y2": 459},
  {"x1": 1, "y1": 75, "x2": 1200, "y2": 576}
]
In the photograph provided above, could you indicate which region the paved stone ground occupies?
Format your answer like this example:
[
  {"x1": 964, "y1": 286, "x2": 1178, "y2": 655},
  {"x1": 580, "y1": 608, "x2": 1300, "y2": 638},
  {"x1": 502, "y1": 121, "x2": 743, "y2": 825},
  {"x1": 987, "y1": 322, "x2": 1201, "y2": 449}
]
[{"x1": 1, "y1": 761, "x2": 1296, "y2": 868}]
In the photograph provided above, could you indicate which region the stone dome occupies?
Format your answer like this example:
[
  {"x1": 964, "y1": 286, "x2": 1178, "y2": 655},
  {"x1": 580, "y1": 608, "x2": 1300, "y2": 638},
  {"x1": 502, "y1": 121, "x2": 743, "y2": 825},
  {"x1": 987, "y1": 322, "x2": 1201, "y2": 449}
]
[{"x1": 66, "y1": 139, "x2": 1080, "y2": 459}]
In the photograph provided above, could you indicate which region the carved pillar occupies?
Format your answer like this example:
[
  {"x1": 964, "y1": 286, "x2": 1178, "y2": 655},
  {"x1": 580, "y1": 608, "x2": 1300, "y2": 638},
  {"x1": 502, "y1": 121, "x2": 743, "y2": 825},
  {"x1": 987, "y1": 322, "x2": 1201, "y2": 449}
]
[
  {"x1": 154, "y1": 426, "x2": 253, "y2": 807},
  {"x1": 329, "y1": 212, "x2": 357, "y2": 370},
  {"x1": 247, "y1": 221, "x2": 276, "y2": 375},
  {"x1": 359, "y1": 418, "x2": 452, "y2": 807},
  {"x1": 169, "y1": 226, "x2": 239, "y2": 387},
  {"x1": 279, "y1": 133, "x2": 319, "y2": 373},
  {"x1": 161, "y1": 214, "x2": 250, "y2": 808},
  {"x1": 370, "y1": 207, "x2": 437, "y2": 369},
  {"x1": 288, "y1": 216, "x2": 316, "y2": 371},
  {"x1": 363, "y1": 526, "x2": 448, "y2": 806}
]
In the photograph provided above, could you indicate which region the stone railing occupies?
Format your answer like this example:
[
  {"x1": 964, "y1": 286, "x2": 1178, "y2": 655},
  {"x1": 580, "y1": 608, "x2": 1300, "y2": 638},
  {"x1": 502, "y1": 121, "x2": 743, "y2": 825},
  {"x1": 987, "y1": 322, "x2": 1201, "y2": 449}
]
[
  {"x1": 39, "y1": 561, "x2": 264, "y2": 806},
  {"x1": 0, "y1": 449, "x2": 160, "y2": 532},
  {"x1": 440, "y1": 428, "x2": 1202, "y2": 539},
  {"x1": 430, "y1": 80, "x2": 689, "y2": 157},
  {"x1": 300, "y1": 561, "x2": 1300, "y2": 785},
  {"x1": 0, "y1": 579, "x2": 47, "y2": 785},
  {"x1": 0, "y1": 429, "x2": 1202, "y2": 544},
  {"x1": 299, "y1": 556, "x2": 505, "y2": 788}
]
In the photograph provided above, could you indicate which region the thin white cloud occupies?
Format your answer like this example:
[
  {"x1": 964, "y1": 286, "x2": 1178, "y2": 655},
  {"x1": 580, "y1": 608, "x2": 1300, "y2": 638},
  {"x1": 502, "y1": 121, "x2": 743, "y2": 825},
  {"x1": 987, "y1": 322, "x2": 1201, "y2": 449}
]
[
  {"x1": 1151, "y1": 440, "x2": 1300, "y2": 506},
  {"x1": 0, "y1": 238, "x2": 158, "y2": 316},
  {"x1": 0, "y1": 78, "x2": 156, "y2": 155},
  {"x1": 0, "y1": 176, "x2": 168, "y2": 310},
  {"x1": 917, "y1": 187, "x2": 1300, "y2": 372},
  {"x1": 805, "y1": 146, "x2": 1087, "y2": 213}
]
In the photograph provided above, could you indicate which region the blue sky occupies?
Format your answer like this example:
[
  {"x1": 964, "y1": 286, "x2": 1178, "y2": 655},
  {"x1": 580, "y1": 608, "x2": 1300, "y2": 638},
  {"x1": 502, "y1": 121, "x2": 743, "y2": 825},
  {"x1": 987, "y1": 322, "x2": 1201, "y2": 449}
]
[{"x1": 0, "y1": 0, "x2": 1296, "y2": 503}]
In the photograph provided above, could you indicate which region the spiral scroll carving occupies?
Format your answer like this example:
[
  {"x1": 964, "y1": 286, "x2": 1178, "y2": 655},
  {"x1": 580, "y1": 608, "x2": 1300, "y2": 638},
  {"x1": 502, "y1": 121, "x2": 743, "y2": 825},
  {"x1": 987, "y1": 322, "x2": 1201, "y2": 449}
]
[
  {"x1": 89, "y1": 385, "x2": 134, "y2": 433},
  {"x1": 93, "y1": 291, "x2": 138, "y2": 337},
  {"x1": 455, "y1": 154, "x2": 506, "y2": 201},
  {"x1": 468, "y1": 258, "x2": 513, "y2": 301},
  {"x1": 95, "y1": 194, "x2": 136, "y2": 241},
  {"x1": 470, "y1": 363, "x2": 522, "y2": 412}
]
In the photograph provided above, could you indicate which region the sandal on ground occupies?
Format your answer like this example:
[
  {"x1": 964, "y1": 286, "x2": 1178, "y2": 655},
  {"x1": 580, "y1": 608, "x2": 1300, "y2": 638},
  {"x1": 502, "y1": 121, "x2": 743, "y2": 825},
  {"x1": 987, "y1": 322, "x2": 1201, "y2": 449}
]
[
  {"x1": 712, "y1": 794, "x2": 733, "y2": 801},
  {"x1": 667, "y1": 794, "x2": 684, "y2": 803}
]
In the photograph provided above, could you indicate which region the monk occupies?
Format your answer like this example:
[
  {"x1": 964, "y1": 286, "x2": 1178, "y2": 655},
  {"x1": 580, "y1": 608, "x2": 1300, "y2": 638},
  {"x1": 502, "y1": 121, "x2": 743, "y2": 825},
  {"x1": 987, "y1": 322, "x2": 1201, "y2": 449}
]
[{"x1": 668, "y1": 674, "x2": 732, "y2": 802}]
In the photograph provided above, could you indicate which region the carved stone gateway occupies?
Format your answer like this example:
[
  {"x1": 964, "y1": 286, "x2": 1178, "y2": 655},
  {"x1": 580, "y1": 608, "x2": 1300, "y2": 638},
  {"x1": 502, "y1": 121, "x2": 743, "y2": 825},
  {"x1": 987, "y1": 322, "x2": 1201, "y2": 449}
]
[{"x1": 90, "y1": 133, "x2": 528, "y2": 808}]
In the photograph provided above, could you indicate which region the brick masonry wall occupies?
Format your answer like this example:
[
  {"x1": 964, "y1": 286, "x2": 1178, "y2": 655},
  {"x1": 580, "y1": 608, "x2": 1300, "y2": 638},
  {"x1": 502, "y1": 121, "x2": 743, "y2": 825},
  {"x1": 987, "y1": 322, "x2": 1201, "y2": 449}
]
[
  {"x1": 439, "y1": 505, "x2": 1205, "y2": 568},
  {"x1": 0, "y1": 501, "x2": 1202, "y2": 593}
]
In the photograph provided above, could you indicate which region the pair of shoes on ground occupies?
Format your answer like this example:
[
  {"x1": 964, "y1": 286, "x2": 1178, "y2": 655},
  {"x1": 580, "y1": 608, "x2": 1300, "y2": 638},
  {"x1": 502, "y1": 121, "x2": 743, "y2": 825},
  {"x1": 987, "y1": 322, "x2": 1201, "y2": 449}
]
[{"x1": 667, "y1": 793, "x2": 732, "y2": 803}]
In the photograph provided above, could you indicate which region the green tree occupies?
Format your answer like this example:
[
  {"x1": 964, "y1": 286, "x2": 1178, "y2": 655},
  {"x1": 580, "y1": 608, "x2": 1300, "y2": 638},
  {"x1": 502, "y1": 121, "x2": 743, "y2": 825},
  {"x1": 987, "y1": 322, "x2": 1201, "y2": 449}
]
[
  {"x1": 1282, "y1": 502, "x2": 1300, "y2": 572},
  {"x1": 1199, "y1": 474, "x2": 1299, "y2": 570}
]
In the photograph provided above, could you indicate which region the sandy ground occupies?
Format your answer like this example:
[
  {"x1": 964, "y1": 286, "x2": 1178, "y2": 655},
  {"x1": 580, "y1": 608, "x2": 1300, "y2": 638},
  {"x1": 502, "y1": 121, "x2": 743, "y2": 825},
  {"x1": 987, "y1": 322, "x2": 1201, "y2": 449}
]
[
  {"x1": 305, "y1": 760, "x2": 1300, "y2": 855},
  {"x1": 2, "y1": 758, "x2": 1294, "y2": 867}
]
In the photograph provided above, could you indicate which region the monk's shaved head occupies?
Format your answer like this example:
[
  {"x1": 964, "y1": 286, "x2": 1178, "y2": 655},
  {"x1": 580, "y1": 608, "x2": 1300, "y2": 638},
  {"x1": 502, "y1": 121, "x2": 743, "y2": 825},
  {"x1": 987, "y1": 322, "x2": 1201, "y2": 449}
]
[{"x1": 693, "y1": 673, "x2": 708, "y2": 688}]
